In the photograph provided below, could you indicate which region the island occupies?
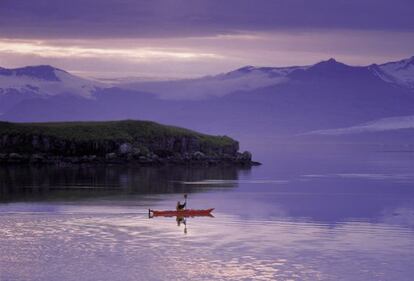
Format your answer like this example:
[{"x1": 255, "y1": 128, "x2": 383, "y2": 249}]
[{"x1": 0, "y1": 120, "x2": 260, "y2": 166}]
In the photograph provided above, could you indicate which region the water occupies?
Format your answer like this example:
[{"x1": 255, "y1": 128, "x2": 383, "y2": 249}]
[{"x1": 1, "y1": 144, "x2": 414, "y2": 280}]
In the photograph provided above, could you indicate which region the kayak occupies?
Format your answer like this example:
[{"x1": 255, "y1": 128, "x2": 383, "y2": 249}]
[{"x1": 149, "y1": 208, "x2": 214, "y2": 217}]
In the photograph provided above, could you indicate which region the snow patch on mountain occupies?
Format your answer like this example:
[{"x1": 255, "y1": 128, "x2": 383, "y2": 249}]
[
  {"x1": 308, "y1": 115, "x2": 414, "y2": 135},
  {"x1": 368, "y1": 64, "x2": 398, "y2": 84},
  {"x1": 224, "y1": 65, "x2": 308, "y2": 78},
  {"x1": 379, "y1": 56, "x2": 414, "y2": 88}
]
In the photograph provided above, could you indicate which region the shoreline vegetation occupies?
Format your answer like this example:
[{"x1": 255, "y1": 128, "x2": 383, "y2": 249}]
[{"x1": 0, "y1": 120, "x2": 260, "y2": 166}]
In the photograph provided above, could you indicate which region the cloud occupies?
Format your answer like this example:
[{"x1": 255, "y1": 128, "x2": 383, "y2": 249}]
[
  {"x1": 0, "y1": 39, "x2": 221, "y2": 61},
  {"x1": 1, "y1": 0, "x2": 413, "y2": 39},
  {"x1": 1, "y1": 0, "x2": 413, "y2": 79}
]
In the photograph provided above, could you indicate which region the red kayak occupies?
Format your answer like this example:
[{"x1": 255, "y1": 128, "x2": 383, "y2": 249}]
[{"x1": 149, "y1": 208, "x2": 214, "y2": 217}]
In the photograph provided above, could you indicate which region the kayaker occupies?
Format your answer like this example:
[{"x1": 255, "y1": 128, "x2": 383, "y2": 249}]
[{"x1": 176, "y1": 194, "x2": 187, "y2": 211}]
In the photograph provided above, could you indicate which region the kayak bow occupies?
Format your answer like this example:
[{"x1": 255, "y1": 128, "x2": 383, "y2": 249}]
[{"x1": 149, "y1": 208, "x2": 214, "y2": 217}]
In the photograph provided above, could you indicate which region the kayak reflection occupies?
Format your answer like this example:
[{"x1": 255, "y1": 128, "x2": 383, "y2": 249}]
[{"x1": 176, "y1": 216, "x2": 187, "y2": 234}]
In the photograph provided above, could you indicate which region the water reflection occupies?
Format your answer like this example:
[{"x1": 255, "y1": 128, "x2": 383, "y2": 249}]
[
  {"x1": 1, "y1": 146, "x2": 414, "y2": 280},
  {"x1": 176, "y1": 216, "x2": 187, "y2": 234},
  {"x1": 0, "y1": 165, "x2": 250, "y2": 202},
  {"x1": 1, "y1": 209, "x2": 412, "y2": 280}
]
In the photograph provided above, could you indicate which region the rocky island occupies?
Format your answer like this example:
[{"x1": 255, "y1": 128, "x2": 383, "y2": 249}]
[{"x1": 0, "y1": 120, "x2": 260, "y2": 166}]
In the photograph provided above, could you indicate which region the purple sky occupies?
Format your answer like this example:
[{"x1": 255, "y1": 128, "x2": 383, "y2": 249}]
[{"x1": 0, "y1": 0, "x2": 413, "y2": 79}]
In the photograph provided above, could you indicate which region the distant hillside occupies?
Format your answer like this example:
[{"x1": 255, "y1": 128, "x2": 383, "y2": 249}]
[{"x1": 0, "y1": 120, "x2": 256, "y2": 166}]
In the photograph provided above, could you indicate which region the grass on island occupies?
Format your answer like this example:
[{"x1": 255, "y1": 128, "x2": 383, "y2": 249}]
[{"x1": 0, "y1": 120, "x2": 236, "y2": 148}]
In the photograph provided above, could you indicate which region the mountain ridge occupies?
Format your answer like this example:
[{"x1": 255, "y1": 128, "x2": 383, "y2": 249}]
[
  {"x1": 1, "y1": 55, "x2": 414, "y2": 144},
  {"x1": 1, "y1": 55, "x2": 413, "y2": 99}
]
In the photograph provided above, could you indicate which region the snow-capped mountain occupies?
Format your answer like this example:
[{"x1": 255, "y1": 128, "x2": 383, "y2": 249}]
[
  {"x1": 0, "y1": 65, "x2": 105, "y2": 98},
  {"x1": 2, "y1": 56, "x2": 414, "y2": 103},
  {"x1": 1, "y1": 56, "x2": 414, "y2": 145},
  {"x1": 119, "y1": 57, "x2": 414, "y2": 99},
  {"x1": 119, "y1": 65, "x2": 309, "y2": 99}
]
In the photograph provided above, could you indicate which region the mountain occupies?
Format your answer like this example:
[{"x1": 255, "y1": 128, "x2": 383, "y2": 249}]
[
  {"x1": 0, "y1": 65, "x2": 104, "y2": 97},
  {"x1": 0, "y1": 65, "x2": 105, "y2": 114},
  {"x1": 119, "y1": 65, "x2": 308, "y2": 99},
  {"x1": 1, "y1": 56, "x2": 414, "y2": 146},
  {"x1": 117, "y1": 57, "x2": 414, "y2": 99}
]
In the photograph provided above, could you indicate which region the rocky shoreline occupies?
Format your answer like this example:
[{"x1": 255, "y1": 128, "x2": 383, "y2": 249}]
[{"x1": 0, "y1": 150, "x2": 260, "y2": 166}]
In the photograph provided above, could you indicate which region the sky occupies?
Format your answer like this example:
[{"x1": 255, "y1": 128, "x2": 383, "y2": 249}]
[{"x1": 0, "y1": 0, "x2": 413, "y2": 79}]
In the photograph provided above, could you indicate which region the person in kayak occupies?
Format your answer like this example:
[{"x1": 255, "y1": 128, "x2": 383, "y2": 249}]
[{"x1": 176, "y1": 194, "x2": 187, "y2": 211}]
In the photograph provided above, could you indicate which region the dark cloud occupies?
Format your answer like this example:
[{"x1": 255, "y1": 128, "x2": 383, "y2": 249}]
[{"x1": 0, "y1": 0, "x2": 413, "y2": 39}]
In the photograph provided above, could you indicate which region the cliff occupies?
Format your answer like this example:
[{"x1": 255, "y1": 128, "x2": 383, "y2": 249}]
[{"x1": 0, "y1": 120, "x2": 259, "y2": 166}]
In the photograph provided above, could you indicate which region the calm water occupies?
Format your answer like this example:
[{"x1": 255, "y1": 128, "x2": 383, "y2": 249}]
[{"x1": 1, "y1": 144, "x2": 414, "y2": 281}]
